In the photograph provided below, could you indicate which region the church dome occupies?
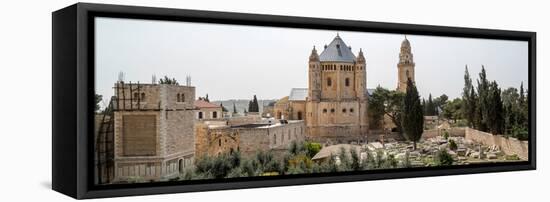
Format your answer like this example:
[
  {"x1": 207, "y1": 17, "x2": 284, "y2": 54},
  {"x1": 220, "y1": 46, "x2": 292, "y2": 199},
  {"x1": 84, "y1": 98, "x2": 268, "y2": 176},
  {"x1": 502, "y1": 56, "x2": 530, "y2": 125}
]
[{"x1": 319, "y1": 34, "x2": 356, "y2": 63}]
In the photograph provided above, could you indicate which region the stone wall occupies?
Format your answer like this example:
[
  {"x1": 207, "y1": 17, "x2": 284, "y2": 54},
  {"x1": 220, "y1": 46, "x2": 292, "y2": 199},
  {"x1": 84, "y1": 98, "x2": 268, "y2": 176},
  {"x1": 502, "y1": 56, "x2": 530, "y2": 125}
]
[
  {"x1": 227, "y1": 115, "x2": 262, "y2": 126},
  {"x1": 366, "y1": 131, "x2": 405, "y2": 142},
  {"x1": 422, "y1": 127, "x2": 466, "y2": 139},
  {"x1": 195, "y1": 120, "x2": 307, "y2": 159},
  {"x1": 465, "y1": 127, "x2": 529, "y2": 160}
]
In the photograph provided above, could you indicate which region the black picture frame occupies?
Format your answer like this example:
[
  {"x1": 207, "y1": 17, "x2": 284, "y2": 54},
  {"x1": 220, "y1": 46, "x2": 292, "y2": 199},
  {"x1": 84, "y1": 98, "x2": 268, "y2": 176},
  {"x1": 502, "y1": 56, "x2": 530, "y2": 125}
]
[{"x1": 52, "y1": 3, "x2": 536, "y2": 199}]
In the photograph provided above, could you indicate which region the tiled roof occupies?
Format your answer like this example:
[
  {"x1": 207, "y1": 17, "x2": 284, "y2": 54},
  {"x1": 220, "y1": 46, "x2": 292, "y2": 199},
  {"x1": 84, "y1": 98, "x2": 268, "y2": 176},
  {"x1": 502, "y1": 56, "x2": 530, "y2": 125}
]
[
  {"x1": 194, "y1": 100, "x2": 221, "y2": 109},
  {"x1": 319, "y1": 35, "x2": 356, "y2": 63}
]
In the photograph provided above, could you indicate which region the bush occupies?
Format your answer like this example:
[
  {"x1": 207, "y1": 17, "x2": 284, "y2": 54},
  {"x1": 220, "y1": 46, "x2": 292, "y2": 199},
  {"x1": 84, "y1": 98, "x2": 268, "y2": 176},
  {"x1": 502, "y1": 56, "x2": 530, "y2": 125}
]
[
  {"x1": 448, "y1": 139, "x2": 458, "y2": 151},
  {"x1": 381, "y1": 154, "x2": 398, "y2": 169},
  {"x1": 304, "y1": 142, "x2": 322, "y2": 158},
  {"x1": 505, "y1": 154, "x2": 520, "y2": 161},
  {"x1": 442, "y1": 131, "x2": 449, "y2": 140},
  {"x1": 349, "y1": 148, "x2": 362, "y2": 171},
  {"x1": 287, "y1": 154, "x2": 313, "y2": 172},
  {"x1": 435, "y1": 150, "x2": 454, "y2": 166},
  {"x1": 511, "y1": 126, "x2": 529, "y2": 141}
]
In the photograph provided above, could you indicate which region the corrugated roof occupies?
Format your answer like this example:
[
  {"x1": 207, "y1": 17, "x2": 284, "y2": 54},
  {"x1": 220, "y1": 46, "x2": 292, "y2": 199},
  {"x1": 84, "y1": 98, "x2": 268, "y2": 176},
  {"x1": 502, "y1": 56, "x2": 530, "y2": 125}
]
[
  {"x1": 319, "y1": 35, "x2": 356, "y2": 63},
  {"x1": 289, "y1": 88, "x2": 308, "y2": 101},
  {"x1": 194, "y1": 100, "x2": 221, "y2": 109}
]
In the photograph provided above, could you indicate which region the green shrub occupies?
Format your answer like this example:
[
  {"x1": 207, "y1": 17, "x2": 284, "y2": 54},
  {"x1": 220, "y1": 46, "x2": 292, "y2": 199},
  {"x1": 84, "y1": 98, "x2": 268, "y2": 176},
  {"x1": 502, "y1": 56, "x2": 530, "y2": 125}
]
[
  {"x1": 442, "y1": 131, "x2": 449, "y2": 140},
  {"x1": 304, "y1": 142, "x2": 322, "y2": 158},
  {"x1": 505, "y1": 154, "x2": 520, "y2": 161},
  {"x1": 435, "y1": 150, "x2": 454, "y2": 166},
  {"x1": 381, "y1": 154, "x2": 398, "y2": 169},
  {"x1": 448, "y1": 139, "x2": 458, "y2": 151}
]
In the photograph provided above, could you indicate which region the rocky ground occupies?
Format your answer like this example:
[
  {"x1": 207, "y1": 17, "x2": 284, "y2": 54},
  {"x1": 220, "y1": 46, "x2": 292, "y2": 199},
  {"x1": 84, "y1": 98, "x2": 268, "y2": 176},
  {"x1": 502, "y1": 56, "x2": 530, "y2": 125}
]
[{"x1": 364, "y1": 135, "x2": 523, "y2": 167}]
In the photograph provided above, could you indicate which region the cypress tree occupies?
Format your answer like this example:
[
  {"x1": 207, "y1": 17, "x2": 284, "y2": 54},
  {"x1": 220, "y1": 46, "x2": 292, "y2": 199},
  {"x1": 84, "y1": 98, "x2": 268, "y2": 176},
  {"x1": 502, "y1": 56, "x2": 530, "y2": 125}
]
[
  {"x1": 487, "y1": 81, "x2": 504, "y2": 135},
  {"x1": 463, "y1": 66, "x2": 476, "y2": 128},
  {"x1": 401, "y1": 78, "x2": 424, "y2": 150},
  {"x1": 426, "y1": 93, "x2": 435, "y2": 116},
  {"x1": 422, "y1": 98, "x2": 426, "y2": 115},
  {"x1": 233, "y1": 102, "x2": 237, "y2": 114},
  {"x1": 476, "y1": 66, "x2": 490, "y2": 131},
  {"x1": 252, "y1": 95, "x2": 259, "y2": 112}
]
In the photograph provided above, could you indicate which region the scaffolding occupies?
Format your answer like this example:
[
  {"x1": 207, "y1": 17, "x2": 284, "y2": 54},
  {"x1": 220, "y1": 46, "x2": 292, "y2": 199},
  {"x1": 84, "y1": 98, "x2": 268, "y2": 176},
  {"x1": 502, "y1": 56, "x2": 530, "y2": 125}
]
[{"x1": 95, "y1": 97, "x2": 114, "y2": 184}]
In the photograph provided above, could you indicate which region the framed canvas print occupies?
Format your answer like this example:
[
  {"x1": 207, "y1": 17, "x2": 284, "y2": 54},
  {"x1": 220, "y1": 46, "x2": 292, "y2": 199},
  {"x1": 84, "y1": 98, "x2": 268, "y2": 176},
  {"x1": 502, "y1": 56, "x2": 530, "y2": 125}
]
[{"x1": 52, "y1": 3, "x2": 536, "y2": 199}]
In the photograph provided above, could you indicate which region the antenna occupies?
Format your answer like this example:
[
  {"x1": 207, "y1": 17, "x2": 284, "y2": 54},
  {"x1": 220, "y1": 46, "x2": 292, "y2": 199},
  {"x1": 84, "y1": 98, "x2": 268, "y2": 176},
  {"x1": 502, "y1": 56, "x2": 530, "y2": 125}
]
[
  {"x1": 117, "y1": 71, "x2": 125, "y2": 83},
  {"x1": 186, "y1": 75, "x2": 192, "y2": 86}
]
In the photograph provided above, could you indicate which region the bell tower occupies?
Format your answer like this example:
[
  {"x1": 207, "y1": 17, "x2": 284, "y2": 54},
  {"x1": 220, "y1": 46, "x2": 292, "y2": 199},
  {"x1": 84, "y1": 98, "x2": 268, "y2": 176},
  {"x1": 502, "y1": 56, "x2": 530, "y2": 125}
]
[
  {"x1": 308, "y1": 46, "x2": 321, "y2": 101},
  {"x1": 397, "y1": 36, "x2": 415, "y2": 92},
  {"x1": 355, "y1": 48, "x2": 366, "y2": 100}
]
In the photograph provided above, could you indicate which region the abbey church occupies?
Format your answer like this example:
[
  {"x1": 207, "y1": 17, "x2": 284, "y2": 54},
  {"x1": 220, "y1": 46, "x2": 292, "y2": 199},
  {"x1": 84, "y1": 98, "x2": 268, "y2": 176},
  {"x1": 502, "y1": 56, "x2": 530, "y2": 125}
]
[{"x1": 273, "y1": 34, "x2": 415, "y2": 143}]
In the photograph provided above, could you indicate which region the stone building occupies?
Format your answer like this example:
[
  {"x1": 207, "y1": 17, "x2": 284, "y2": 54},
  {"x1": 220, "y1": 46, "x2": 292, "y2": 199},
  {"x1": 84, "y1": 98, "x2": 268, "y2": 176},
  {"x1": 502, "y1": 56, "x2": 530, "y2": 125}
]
[
  {"x1": 109, "y1": 82, "x2": 196, "y2": 182},
  {"x1": 195, "y1": 119, "x2": 306, "y2": 159},
  {"x1": 276, "y1": 34, "x2": 369, "y2": 144},
  {"x1": 194, "y1": 99, "x2": 223, "y2": 120},
  {"x1": 397, "y1": 37, "x2": 416, "y2": 92}
]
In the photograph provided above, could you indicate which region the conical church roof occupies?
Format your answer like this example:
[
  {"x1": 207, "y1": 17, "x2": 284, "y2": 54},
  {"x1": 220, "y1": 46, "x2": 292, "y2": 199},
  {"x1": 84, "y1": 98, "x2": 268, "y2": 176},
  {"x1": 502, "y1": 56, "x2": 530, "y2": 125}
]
[{"x1": 319, "y1": 34, "x2": 356, "y2": 63}]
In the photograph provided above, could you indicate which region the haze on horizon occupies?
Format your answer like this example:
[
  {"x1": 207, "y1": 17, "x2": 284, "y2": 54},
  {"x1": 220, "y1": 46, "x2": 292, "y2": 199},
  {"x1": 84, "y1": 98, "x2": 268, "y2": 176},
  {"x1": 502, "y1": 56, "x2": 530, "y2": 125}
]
[{"x1": 95, "y1": 17, "x2": 528, "y2": 109}]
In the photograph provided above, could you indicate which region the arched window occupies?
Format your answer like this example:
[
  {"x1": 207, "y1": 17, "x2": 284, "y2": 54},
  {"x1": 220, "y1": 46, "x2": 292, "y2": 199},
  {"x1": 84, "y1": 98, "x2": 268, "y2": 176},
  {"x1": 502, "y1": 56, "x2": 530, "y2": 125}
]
[
  {"x1": 406, "y1": 69, "x2": 410, "y2": 79},
  {"x1": 181, "y1": 93, "x2": 185, "y2": 102},
  {"x1": 323, "y1": 109, "x2": 327, "y2": 113},
  {"x1": 213, "y1": 111, "x2": 218, "y2": 119},
  {"x1": 133, "y1": 92, "x2": 139, "y2": 100},
  {"x1": 330, "y1": 108, "x2": 335, "y2": 113},
  {"x1": 141, "y1": 92, "x2": 145, "y2": 101},
  {"x1": 342, "y1": 108, "x2": 347, "y2": 113},
  {"x1": 350, "y1": 108, "x2": 354, "y2": 113},
  {"x1": 297, "y1": 111, "x2": 303, "y2": 120},
  {"x1": 327, "y1": 77, "x2": 332, "y2": 86},
  {"x1": 345, "y1": 78, "x2": 350, "y2": 87},
  {"x1": 218, "y1": 139, "x2": 222, "y2": 147},
  {"x1": 198, "y1": 111, "x2": 203, "y2": 119},
  {"x1": 177, "y1": 93, "x2": 181, "y2": 102}
]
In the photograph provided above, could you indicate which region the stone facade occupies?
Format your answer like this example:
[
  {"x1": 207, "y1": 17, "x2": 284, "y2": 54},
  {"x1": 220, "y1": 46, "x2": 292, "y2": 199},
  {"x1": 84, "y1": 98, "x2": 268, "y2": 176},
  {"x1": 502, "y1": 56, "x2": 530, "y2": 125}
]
[
  {"x1": 277, "y1": 35, "x2": 370, "y2": 144},
  {"x1": 111, "y1": 82, "x2": 196, "y2": 182},
  {"x1": 195, "y1": 120, "x2": 306, "y2": 159},
  {"x1": 194, "y1": 99, "x2": 223, "y2": 120}
]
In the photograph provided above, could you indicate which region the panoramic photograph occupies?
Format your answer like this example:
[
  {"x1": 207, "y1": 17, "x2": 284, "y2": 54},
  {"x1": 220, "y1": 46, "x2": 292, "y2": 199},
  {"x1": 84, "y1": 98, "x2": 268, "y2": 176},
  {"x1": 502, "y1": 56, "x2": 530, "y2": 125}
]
[{"x1": 93, "y1": 17, "x2": 529, "y2": 185}]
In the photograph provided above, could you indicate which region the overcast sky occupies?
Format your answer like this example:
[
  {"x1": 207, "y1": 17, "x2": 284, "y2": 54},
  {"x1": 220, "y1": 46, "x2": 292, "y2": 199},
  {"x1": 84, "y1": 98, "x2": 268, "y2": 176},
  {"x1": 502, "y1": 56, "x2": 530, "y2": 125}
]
[{"x1": 95, "y1": 17, "x2": 528, "y2": 108}]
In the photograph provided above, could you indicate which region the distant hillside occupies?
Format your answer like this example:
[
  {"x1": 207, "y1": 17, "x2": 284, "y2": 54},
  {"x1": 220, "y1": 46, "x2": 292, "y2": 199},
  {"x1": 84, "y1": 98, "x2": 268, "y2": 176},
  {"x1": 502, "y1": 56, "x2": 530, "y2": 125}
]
[{"x1": 212, "y1": 99, "x2": 277, "y2": 115}]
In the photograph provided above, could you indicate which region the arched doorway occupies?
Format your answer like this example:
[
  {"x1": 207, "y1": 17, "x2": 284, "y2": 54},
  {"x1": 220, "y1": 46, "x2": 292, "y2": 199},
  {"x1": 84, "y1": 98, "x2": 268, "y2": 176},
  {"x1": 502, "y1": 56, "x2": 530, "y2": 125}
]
[{"x1": 297, "y1": 111, "x2": 303, "y2": 120}]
